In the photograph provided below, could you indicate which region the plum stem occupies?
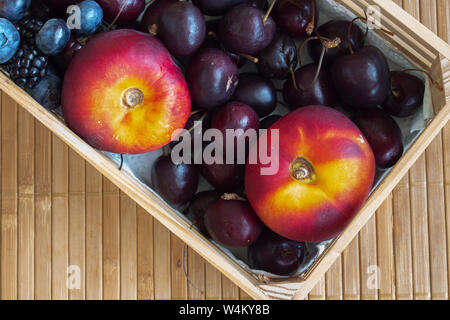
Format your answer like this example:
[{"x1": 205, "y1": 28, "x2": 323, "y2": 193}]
[
  {"x1": 400, "y1": 68, "x2": 443, "y2": 91},
  {"x1": 290, "y1": 157, "x2": 316, "y2": 183},
  {"x1": 148, "y1": 24, "x2": 158, "y2": 36},
  {"x1": 306, "y1": 0, "x2": 316, "y2": 36},
  {"x1": 263, "y1": 0, "x2": 277, "y2": 25},
  {"x1": 107, "y1": 0, "x2": 128, "y2": 29},
  {"x1": 121, "y1": 87, "x2": 144, "y2": 109},
  {"x1": 221, "y1": 193, "x2": 246, "y2": 201},
  {"x1": 238, "y1": 53, "x2": 259, "y2": 63}
]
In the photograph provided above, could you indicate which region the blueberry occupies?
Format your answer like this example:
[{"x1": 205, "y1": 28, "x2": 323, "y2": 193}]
[
  {"x1": 74, "y1": 0, "x2": 103, "y2": 36},
  {"x1": 0, "y1": 18, "x2": 20, "y2": 63},
  {"x1": 36, "y1": 19, "x2": 71, "y2": 56},
  {"x1": 0, "y1": 0, "x2": 30, "y2": 23}
]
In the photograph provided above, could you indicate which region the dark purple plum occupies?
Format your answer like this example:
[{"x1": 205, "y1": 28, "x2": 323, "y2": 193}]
[
  {"x1": 192, "y1": 0, "x2": 246, "y2": 16},
  {"x1": 257, "y1": 32, "x2": 297, "y2": 80},
  {"x1": 158, "y1": 2, "x2": 206, "y2": 57},
  {"x1": 204, "y1": 195, "x2": 263, "y2": 247},
  {"x1": 200, "y1": 162, "x2": 245, "y2": 192},
  {"x1": 51, "y1": 35, "x2": 83, "y2": 74},
  {"x1": 381, "y1": 71, "x2": 425, "y2": 117},
  {"x1": 234, "y1": 73, "x2": 277, "y2": 117},
  {"x1": 187, "y1": 48, "x2": 239, "y2": 110},
  {"x1": 331, "y1": 46, "x2": 390, "y2": 110},
  {"x1": 150, "y1": 155, "x2": 199, "y2": 206},
  {"x1": 260, "y1": 114, "x2": 282, "y2": 129},
  {"x1": 272, "y1": 0, "x2": 317, "y2": 38},
  {"x1": 308, "y1": 20, "x2": 365, "y2": 65},
  {"x1": 140, "y1": 0, "x2": 177, "y2": 32},
  {"x1": 219, "y1": 4, "x2": 276, "y2": 55},
  {"x1": 185, "y1": 190, "x2": 220, "y2": 237},
  {"x1": 248, "y1": 229, "x2": 306, "y2": 275},
  {"x1": 283, "y1": 63, "x2": 337, "y2": 109},
  {"x1": 352, "y1": 108, "x2": 403, "y2": 169},
  {"x1": 96, "y1": 0, "x2": 145, "y2": 26}
]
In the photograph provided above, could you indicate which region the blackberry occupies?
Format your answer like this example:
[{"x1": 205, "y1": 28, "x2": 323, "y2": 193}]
[
  {"x1": 16, "y1": 17, "x2": 44, "y2": 45},
  {"x1": 2, "y1": 42, "x2": 48, "y2": 89}
]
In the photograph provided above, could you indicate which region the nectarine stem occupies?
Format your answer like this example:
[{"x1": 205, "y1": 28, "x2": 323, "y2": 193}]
[
  {"x1": 121, "y1": 87, "x2": 144, "y2": 109},
  {"x1": 290, "y1": 157, "x2": 316, "y2": 183}
]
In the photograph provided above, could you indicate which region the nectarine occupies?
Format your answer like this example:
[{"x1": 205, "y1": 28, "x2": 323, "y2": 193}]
[{"x1": 245, "y1": 106, "x2": 375, "y2": 242}]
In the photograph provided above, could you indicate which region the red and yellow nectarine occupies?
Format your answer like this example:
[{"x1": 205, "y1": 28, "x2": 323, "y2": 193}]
[
  {"x1": 61, "y1": 29, "x2": 191, "y2": 154},
  {"x1": 245, "y1": 106, "x2": 375, "y2": 242}
]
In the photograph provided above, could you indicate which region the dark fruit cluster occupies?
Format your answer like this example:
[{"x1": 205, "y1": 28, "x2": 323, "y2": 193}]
[
  {"x1": 16, "y1": 16, "x2": 43, "y2": 45},
  {"x1": 3, "y1": 42, "x2": 48, "y2": 89}
]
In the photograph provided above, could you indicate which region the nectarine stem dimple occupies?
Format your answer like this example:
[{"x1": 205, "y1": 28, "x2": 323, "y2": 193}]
[
  {"x1": 290, "y1": 157, "x2": 316, "y2": 183},
  {"x1": 121, "y1": 87, "x2": 144, "y2": 109}
]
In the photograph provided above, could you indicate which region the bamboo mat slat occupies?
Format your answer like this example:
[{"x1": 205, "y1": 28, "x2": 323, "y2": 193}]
[{"x1": 1, "y1": 0, "x2": 450, "y2": 300}]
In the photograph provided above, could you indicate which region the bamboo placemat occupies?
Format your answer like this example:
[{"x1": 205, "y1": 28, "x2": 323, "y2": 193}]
[{"x1": 0, "y1": 0, "x2": 449, "y2": 300}]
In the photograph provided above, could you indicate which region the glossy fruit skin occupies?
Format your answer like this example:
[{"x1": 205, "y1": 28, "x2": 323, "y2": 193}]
[
  {"x1": 352, "y1": 108, "x2": 403, "y2": 169},
  {"x1": 200, "y1": 162, "x2": 245, "y2": 192},
  {"x1": 185, "y1": 190, "x2": 220, "y2": 237},
  {"x1": 36, "y1": 19, "x2": 71, "y2": 56},
  {"x1": 140, "y1": 0, "x2": 177, "y2": 32},
  {"x1": 260, "y1": 114, "x2": 282, "y2": 129},
  {"x1": 42, "y1": 0, "x2": 75, "y2": 14},
  {"x1": 381, "y1": 71, "x2": 425, "y2": 118},
  {"x1": 96, "y1": 0, "x2": 145, "y2": 26},
  {"x1": 75, "y1": 0, "x2": 103, "y2": 36},
  {"x1": 245, "y1": 106, "x2": 375, "y2": 242},
  {"x1": 62, "y1": 30, "x2": 191, "y2": 154},
  {"x1": 0, "y1": 18, "x2": 20, "y2": 63},
  {"x1": 248, "y1": 229, "x2": 306, "y2": 275},
  {"x1": 204, "y1": 197, "x2": 263, "y2": 247},
  {"x1": 192, "y1": 0, "x2": 246, "y2": 16},
  {"x1": 158, "y1": 2, "x2": 206, "y2": 57},
  {"x1": 219, "y1": 4, "x2": 276, "y2": 55},
  {"x1": 0, "y1": 0, "x2": 30, "y2": 23},
  {"x1": 151, "y1": 155, "x2": 199, "y2": 206},
  {"x1": 273, "y1": 0, "x2": 317, "y2": 38},
  {"x1": 26, "y1": 66, "x2": 61, "y2": 110},
  {"x1": 257, "y1": 32, "x2": 297, "y2": 80},
  {"x1": 283, "y1": 63, "x2": 337, "y2": 109},
  {"x1": 234, "y1": 73, "x2": 277, "y2": 117},
  {"x1": 51, "y1": 34, "x2": 83, "y2": 74},
  {"x1": 332, "y1": 46, "x2": 390, "y2": 110},
  {"x1": 308, "y1": 20, "x2": 365, "y2": 65},
  {"x1": 187, "y1": 48, "x2": 238, "y2": 110}
]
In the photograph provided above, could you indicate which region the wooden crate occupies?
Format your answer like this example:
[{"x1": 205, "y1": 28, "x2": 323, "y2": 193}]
[{"x1": 1, "y1": 0, "x2": 449, "y2": 300}]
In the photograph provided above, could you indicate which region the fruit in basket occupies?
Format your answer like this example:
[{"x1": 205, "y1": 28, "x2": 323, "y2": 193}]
[
  {"x1": 200, "y1": 162, "x2": 245, "y2": 192},
  {"x1": 3, "y1": 42, "x2": 48, "y2": 89},
  {"x1": 16, "y1": 16, "x2": 44, "y2": 46},
  {"x1": 26, "y1": 65, "x2": 61, "y2": 110},
  {"x1": 234, "y1": 73, "x2": 277, "y2": 117},
  {"x1": 0, "y1": 18, "x2": 20, "y2": 63},
  {"x1": 158, "y1": 2, "x2": 206, "y2": 57},
  {"x1": 192, "y1": 0, "x2": 246, "y2": 16},
  {"x1": 61, "y1": 30, "x2": 191, "y2": 154},
  {"x1": 308, "y1": 20, "x2": 365, "y2": 65},
  {"x1": 96, "y1": 0, "x2": 145, "y2": 26},
  {"x1": 283, "y1": 63, "x2": 337, "y2": 109},
  {"x1": 352, "y1": 108, "x2": 403, "y2": 169},
  {"x1": 332, "y1": 46, "x2": 390, "y2": 110},
  {"x1": 140, "y1": 0, "x2": 177, "y2": 33},
  {"x1": 219, "y1": 4, "x2": 276, "y2": 55},
  {"x1": 74, "y1": 0, "x2": 103, "y2": 36},
  {"x1": 0, "y1": 0, "x2": 31, "y2": 23},
  {"x1": 381, "y1": 71, "x2": 425, "y2": 118},
  {"x1": 36, "y1": 19, "x2": 71, "y2": 56},
  {"x1": 51, "y1": 34, "x2": 83, "y2": 74},
  {"x1": 204, "y1": 194, "x2": 263, "y2": 247},
  {"x1": 272, "y1": 0, "x2": 317, "y2": 38},
  {"x1": 187, "y1": 48, "x2": 238, "y2": 110},
  {"x1": 185, "y1": 190, "x2": 220, "y2": 237},
  {"x1": 151, "y1": 155, "x2": 199, "y2": 206},
  {"x1": 257, "y1": 32, "x2": 297, "y2": 80},
  {"x1": 245, "y1": 105, "x2": 375, "y2": 242},
  {"x1": 248, "y1": 229, "x2": 306, "y2": 275}
]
